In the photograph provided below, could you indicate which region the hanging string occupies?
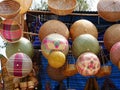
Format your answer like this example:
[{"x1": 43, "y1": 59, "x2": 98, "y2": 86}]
[
  {"x1": 100, "y1": 45, "x2": 110, "y2": 65},
  {"x1": 27, "y1": 13, "x2": 49, "y2": 22},
  {"x1": 100, "y1": 46, "x2": 105, "y2": 65}
]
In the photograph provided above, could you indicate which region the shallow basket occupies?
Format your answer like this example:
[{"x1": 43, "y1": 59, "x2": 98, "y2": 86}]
[
  {"x1": 0, "y1": 0, "x2": 20, "y2": 19},
  {"x1": 48, "y1": 0, "x2": 77, "y2": 15}
]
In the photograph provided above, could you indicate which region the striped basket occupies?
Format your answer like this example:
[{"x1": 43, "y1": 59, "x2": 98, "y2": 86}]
[
  {"x1": 0, "y1": 19, "x2": 23, "y2": 43},
  {"x1": 6, "y1": 53, "x2": 33, "y2": 78}
]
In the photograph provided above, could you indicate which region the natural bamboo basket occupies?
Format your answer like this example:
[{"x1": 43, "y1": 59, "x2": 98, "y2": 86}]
[
  {"x1": 97, "y1": 0, "x2": 120, "y2": 22},
  {"x1": 48, "y1": 0, "x2": 77, "y2": 15},
  {"x1": 20, "y1": 82, "x2": 27, "y2": 89},
  {"x1": 28, "y1": 81, "x2": 34, "y2": 89},
  {"x1": 39, "y1": 20, "x2": 69, "y2": 41},
  {"x1": 14, "y1": 0, "x2": 33, "y2": 14},
  {"x1": 0, "y1": 0, "x2": 20, "y2": 19}
]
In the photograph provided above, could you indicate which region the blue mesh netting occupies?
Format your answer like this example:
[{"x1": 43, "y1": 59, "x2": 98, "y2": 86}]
[{"x1": 26, "y1": 11, "x2": 120, "y2": 90}]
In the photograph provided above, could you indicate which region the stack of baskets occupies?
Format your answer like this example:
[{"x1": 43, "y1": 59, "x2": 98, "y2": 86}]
[{"x1": 0, "y1": 0, "x2": 34, "y2": 90}]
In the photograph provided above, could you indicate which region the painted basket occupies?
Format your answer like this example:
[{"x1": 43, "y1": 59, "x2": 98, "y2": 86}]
[
  {"x1": 6, "y1": 53, "x2": 33, "y2": 78},
  {"x1": 0, "y1": 19, "x2": 23, "y2": 43}
]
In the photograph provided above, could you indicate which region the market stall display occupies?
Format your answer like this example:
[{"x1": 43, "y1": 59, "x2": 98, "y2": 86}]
[{"x1": 1, "y1": 0, "x2": 120, "y2": 89}]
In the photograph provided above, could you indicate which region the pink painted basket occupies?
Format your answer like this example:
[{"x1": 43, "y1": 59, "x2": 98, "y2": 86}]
[
  {"x1": 0, "y1": 19, "x2": 23, "y2": 43},
  {"x1": 6, "y1": 53, "x2": 33, "y2": 78}
]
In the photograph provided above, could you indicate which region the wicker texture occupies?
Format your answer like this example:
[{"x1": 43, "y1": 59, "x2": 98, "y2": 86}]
[
  {"x1": 1, "y1": 55, "x2": 14, "y2": 90},
  {"x1": 0, "y1": 0, "x2": 20, "y2": 19},
  {"x1": 0, "y1": 19, "x2": 23, "y2": 43},
  {"x1": 48, "y1": 0, "x2": 77, "y2": 15}
]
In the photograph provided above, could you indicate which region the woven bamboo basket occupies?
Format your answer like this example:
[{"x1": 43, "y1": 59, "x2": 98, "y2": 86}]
[
  {"x1": 0, "y1": 0, "x2": 20, "y2": 19},
  {"x1": 39, "y1": 20, "x2": 69, "y2": 41},
  {"x1": 48, "y1": 0, "x2": 77, "y2": 15},
  {"x1": 97, "y1": 0, "x2": 120, "y2": 22},
  {"x1": 14, "y1": 0, "x2": 33, "y2": 14}
]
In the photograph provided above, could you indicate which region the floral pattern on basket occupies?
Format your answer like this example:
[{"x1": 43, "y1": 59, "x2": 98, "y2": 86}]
[
  {"x1": 41, "y1": 33, "x2": 69, "y2": 59},
  {"x1": 76, "y1": 52, "x2": 100, "y2": 76}
]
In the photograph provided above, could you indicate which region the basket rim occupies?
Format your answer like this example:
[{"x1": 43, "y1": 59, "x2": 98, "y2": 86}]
[{"x1": 48, "y1": 0, "x2": 77, "y2": 11}]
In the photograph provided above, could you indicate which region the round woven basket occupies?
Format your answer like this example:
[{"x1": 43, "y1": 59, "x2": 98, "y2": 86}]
[
  {"x1": 0, "y1": 19, "x2": 23, "y2": 43},
  {"x1": 48, "y1": 0, "x2": 77, "y2": 15},
  {"x1": 0, "y1": 0, "x2": 20, "y2": 19},
  {"x1": 6, "y1": 37, "x2": 34, "y2": 59},
  {"x1": 97, "y1": 0, "x2": 120, "y2": 22},
  {"x1": 6, "y1": 53, "x2": 33, "y2": 78},
  {"x1": 39, "y1": 20, "x2": 69, "y2": 41}
]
